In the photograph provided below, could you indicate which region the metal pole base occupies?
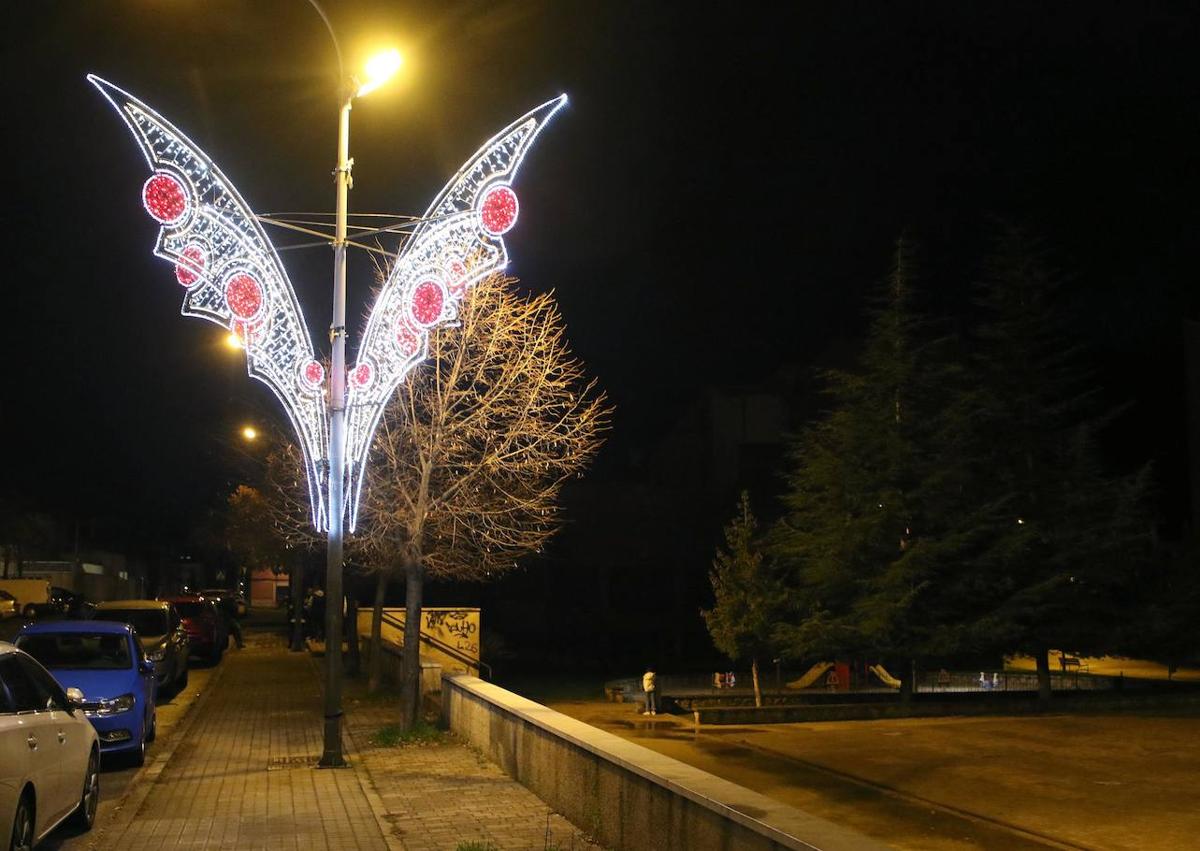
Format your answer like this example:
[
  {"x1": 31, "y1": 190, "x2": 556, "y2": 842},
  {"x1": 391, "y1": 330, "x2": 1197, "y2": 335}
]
[{"x1": 317, "y1": 714, "x2": 347, "y2": 768}]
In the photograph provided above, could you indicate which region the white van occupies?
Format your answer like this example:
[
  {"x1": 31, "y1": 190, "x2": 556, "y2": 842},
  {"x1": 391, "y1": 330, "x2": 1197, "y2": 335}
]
[{"x1": 0, "y1": 580, "x2": 52, "y2": 618}]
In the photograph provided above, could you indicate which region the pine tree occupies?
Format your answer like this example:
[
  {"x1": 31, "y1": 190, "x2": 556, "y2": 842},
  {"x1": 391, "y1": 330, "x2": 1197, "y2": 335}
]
[
  {"x1": 963, "y1": 226, "x2": 1154, "y2": 701},
  {"x1": 770, "y1": 240, "x2": 977, "y2": 689},
  {"x1": 703, "y1": 492, "x2": 780, "y2": 707}
]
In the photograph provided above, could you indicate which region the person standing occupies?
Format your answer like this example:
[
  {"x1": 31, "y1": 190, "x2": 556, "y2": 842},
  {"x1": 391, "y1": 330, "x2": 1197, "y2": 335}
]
[{"x1": 642, "y1": 666, "x2": 658, "y2": 715}]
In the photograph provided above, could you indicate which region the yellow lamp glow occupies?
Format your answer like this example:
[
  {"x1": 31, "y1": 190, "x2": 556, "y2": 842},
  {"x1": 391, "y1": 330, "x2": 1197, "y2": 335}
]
[
  {"x1": 356, "y1": 48, "x2": 403, "y2": 97},
  {"x1": 225, "y1": 332, "x2": 243, "y2": 350},
  {"x1": 242, "y1": 426, "x2": 258, "y2": 441}
]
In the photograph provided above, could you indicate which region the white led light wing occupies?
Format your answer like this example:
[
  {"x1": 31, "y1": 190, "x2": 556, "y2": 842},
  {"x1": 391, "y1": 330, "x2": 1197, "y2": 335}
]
[
  {"x1": 343, "y1": 95, "x2": 568, "y2": 530},
  {"x1": 89, "y1": 75, "x2": 329, "y2": 529}
]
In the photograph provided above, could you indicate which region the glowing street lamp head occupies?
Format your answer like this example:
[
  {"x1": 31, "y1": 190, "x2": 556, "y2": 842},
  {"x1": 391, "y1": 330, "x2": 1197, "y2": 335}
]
[
  {"x1": 242, "y1": 426, "x2": 258, "y2": 441},
  {"x1": 225, "y1": 331, "x2": 243, "y2": 350},
  {"x1": 356, "y1": 49, "x2": 402, "y2": 97}
]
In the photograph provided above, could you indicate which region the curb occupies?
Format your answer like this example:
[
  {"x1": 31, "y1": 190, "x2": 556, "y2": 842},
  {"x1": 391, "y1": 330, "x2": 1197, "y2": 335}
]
[{"x1": 79, "y1": 655, "x2": 231, "y2": 849}]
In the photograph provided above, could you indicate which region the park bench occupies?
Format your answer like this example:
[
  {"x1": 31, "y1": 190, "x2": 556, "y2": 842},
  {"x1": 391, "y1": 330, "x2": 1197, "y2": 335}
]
[{"x1": 1059, "y1": 655, "x2": 1088, "y2": 673}]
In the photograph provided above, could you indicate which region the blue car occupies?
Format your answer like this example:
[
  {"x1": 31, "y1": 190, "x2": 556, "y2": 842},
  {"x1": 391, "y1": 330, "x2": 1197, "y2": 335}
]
[{"x1": 14, "y1": 620, "x2": 157, "y2": 765}]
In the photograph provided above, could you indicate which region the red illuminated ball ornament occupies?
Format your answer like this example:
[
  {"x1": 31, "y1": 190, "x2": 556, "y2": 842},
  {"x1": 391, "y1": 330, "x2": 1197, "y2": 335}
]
[
  {"x1": 142, "y1": 172, "x2": 189, "y2": 225},
  {"x1": 351, "y1": 363, "x2": 374, "y2": 388},
  {"x1": 302, "y1": 360, "x2": 325, "y2": 388},
  {"x1": 479, "y1": 185, "x2": 519, "y2": 235},
  {"x1": 175, "y1": 244, "x2": 207, "y2": 287},
  {"x1": 409, "y1": 280, "x2": 445, "y2": 327},
  {"x1": 396, "y1": 321, "x2": 421, "y2": 357},
  {"x1": 225, "y1": 272, "x2": 264, "y2": 321}
]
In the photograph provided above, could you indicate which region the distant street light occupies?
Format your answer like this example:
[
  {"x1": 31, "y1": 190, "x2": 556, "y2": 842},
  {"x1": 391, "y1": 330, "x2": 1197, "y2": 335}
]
[{"x1": 242, "y1": 426, "x2": 258, "y2": 441}]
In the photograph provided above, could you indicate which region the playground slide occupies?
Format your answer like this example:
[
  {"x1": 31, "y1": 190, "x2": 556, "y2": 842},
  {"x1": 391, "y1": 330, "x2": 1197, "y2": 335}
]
[
  {"x1": 787, "y1": 662, "x2": 834, "y2": 689},
  {"x1": 869, "y1": 664, "x2": 901, "y2": 688}
]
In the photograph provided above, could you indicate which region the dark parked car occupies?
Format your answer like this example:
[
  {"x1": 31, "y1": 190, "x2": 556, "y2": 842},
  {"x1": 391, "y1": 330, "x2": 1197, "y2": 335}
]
[
  {"x1": 159, "y1": 596, "x2": 227, "y2": 663},
  {"x1": 15, "y1": 620, "x2": 157, "y2": 765},
  {"x1": 91, "y1": 600, "x2": 189, "y2": 693},
  {"x1": 200, "y1": 588, "x2": 247, "y2": 618}
]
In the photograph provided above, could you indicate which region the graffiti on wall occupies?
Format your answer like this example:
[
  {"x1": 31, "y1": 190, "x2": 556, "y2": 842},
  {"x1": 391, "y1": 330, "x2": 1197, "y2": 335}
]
[{"x1": 364, "y1": 607, "x2": 481, "y2": 673}]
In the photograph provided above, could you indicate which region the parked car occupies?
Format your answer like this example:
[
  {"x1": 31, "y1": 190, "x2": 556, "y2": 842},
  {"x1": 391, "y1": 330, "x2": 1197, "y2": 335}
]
[
  {"x1": 199, "y1": 588, "x2": 246, "y2": 619},
  {"x1": 0, "y1": 590, "x2": 16, "y2": 619},
  {"x1": 15, "y1": 620, "x2": 157, "y2": 766},
  {"x1": 91, "y1": 600, "x2": 189, "y2": 693},
  {"x1": 0, "y1": 640, "x2": 101, "y2": 848},
  {"x1": 25, "y1": 586, "x2": 88, "y2": 621},
  {"x1": 159, "y1": 596, "x2": 227, "y2": 663},
  {"x1": 0, "y1": 579, "x2": 52, "y2": 619}
]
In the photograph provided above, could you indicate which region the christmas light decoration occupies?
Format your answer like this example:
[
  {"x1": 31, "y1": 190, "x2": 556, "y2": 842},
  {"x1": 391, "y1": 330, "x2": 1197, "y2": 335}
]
[
  {"x1": 89, "y1": 74, "x2": 328, "y2": 528},
  {"x1": 90, "y1": 74, "x2": 566, "y2": 533},
  {"x1": 343, "y1": 95, "x2": 567, "y2": 530}
]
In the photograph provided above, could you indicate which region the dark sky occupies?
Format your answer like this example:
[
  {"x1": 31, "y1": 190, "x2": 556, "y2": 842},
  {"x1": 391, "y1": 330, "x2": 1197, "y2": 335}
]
[{"x1": 3, "y1": 2, "x2": 1199, "y2": 549}]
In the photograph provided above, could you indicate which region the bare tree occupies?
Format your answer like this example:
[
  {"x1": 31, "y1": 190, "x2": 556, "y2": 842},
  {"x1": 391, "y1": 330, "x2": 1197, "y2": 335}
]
[{"x1": 359, "y1": 273, "x2": 610, "y2": 727}]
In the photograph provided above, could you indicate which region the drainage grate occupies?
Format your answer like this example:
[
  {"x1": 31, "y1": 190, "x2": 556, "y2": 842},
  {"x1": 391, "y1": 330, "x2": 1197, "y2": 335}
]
[{"x1": 267, "y1": 755, "x2": 318, "y2": 771}]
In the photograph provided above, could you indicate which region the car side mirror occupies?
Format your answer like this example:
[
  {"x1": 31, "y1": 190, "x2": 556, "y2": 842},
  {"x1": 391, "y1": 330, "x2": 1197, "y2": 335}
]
[
  {"x1": 139, "y1": 660, "x2": 155, "y2": 675},
  {"x1": 66, "y1": 687, "x2": 85, "y2": 707}
]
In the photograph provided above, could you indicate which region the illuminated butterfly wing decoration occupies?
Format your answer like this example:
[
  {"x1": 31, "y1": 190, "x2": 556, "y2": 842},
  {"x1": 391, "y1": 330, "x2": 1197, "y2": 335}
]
[
  {"x1": 342, "y1": 95, "x2": 568, "y2": 531},
  {"x1": 88, "y1": 75, "x2": 329, "y2": 528}
]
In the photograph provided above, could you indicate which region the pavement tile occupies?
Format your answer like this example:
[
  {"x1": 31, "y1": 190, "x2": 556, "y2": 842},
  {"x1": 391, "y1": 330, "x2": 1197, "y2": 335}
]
[{"x1": 76, "y1": 629, "x2": 600, "y2": 850}]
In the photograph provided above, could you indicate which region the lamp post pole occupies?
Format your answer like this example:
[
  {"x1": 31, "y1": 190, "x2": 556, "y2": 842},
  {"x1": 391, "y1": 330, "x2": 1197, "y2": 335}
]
[
  {"x1": 319, "y1": 88, "x2": 352, "y2": 768},
  {"x1": 307, "y1": 0, "x2": 351, "y2": 769}
]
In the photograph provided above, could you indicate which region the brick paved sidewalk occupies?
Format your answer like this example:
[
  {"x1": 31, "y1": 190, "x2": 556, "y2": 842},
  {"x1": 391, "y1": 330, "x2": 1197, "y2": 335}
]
[
  {"x1": 86, "y1": 629, "x2": 597, "y2": 850},
  {"x1": 342, "y1": 692, "x2": 599, "y2": 850},
  {"x1": 97, "y1": 633, "x2": 390, "y2": 851}
]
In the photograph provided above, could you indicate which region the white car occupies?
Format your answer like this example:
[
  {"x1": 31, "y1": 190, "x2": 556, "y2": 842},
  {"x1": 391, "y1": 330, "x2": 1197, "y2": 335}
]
[
  {"x1": 0, "y1": 592, "x2": 16, "y2": 620},
  {"x1": 0, "y1": 641, "x2": 100, "y2": 850}
]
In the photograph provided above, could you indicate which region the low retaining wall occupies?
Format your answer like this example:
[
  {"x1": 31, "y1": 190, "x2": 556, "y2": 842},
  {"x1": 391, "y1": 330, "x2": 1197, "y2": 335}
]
[
  {"x1": 442, "y1": 675, "x2": 888, "y2": 851},
  {"x1": 693, "y1": 688, "x2": 1200, "y2": 724}
]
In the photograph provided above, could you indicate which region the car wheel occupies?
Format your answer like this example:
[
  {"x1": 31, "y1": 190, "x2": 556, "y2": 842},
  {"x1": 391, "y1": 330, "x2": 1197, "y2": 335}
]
[
  {"x1": 21, "y1": 604, "x2": 36, "y2": 620},
  {"x1": 131, "y1": 723, "x2": 147, "y2": 767},
  {"x1": 9, "y1": 790, "x2": 33, "y2": 851},
  {"x1": 70, "y1": 749, "x2": 100, "y2": 830},
  {"x1": 147, "y1": 710, "x2": 157, "y2": 743}
]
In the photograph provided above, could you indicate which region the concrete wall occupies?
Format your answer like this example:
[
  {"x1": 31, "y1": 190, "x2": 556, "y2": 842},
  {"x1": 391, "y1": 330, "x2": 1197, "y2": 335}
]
[
  {"x1": 359, "y1": 638, "x2": 443, "y2": 698},
  {"x1": 443, "y1": 675, "x2": 888, "y2": 851}
]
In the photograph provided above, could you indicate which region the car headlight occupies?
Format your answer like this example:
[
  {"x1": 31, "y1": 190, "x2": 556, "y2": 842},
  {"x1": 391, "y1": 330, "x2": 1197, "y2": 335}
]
[
  {"x1": 91, "y1": 693, "x2": 135, "y2": 716},
  {"x1": 148, "y1": 647, "x2": 166, "y2": 662}
]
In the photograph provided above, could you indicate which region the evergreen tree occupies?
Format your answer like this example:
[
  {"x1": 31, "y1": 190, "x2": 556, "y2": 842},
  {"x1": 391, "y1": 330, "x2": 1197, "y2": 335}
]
[
  {"x1": 963, "y1": 226, "x2": 1154, "y2": 701},
  {"x1": 703, "y1": 492, "x2": 780, "y2": 706},
  {"x1": 771, "y1": 240, "x2": 978, "y2": 690}
]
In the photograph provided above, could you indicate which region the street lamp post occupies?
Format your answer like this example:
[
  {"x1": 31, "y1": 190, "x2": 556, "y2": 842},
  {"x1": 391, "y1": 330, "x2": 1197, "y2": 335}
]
[
  {"x1": 306, "y1": 0, "x2": 401, "y2": 769},
  {"x1": 320, "y1": 82, "x2": 352, "y2": 768}
]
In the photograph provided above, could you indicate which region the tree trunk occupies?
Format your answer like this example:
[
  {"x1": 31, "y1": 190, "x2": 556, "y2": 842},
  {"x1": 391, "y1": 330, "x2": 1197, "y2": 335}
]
[
  {"x1": 399, "y1": 559, "x2": 424, "y2": 730},
  {"x1": 751, "y1": 658, "x2": 762, "y2": 708},
  {"x1": 1036, "y1": 647, "x2": 1052, "y2": 707},
  {"x1": 345, "y1": 596, "x2": 360, "y2": 676},
  {"x1": 368, "y1": 569, "x2": 388, "y2": 694},
  {"x1": 289, "y1": 558, "x2": 305, "y2": 652},
  {"x1": 900, "y1": 660, "x2": 914, "y2": 705}
]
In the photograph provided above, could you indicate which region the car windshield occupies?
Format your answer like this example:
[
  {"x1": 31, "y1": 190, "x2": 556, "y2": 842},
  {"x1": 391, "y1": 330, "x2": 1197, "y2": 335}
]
[
  {"x1": 174, "y1": 602, "x2": 210, "y2": 618},
  {"x1": 17, "y1": 632, "x2": 132, "y2": 670},
  {"x1": 0, "y1": 590, "x2": 14, "y2": 601},
  {"x1": 94, "y1": 609, "x2": 168, "y2": 636}
]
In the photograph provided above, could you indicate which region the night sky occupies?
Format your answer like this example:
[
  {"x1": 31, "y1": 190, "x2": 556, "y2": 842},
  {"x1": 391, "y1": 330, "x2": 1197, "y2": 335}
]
[{"x1": 4, "y1": 2, "x2": 1199, "y2": 551}]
